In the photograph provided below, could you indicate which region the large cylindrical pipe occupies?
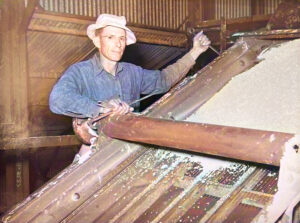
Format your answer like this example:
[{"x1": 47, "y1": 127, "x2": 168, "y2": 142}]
[{"x1": 99, "y1": 114, "x2": 297, "y2": 166}]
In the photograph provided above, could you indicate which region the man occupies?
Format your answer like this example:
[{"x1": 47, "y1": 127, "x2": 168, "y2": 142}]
[{"x1": 49, "y1": 14, "x2": 210, "y2": 158}]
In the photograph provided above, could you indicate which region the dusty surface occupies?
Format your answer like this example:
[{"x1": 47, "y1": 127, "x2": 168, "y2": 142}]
[{"x1": 188, "y1": 39, "x2": 300, "y2": 134}]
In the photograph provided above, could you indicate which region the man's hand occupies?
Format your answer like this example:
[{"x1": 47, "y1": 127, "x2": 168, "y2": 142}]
[
  {"x1": 190, "y1": 31, "x2": 211, "y2": 60},
  {"x1": 98, "y1": 99, "x2": 133, "y2": 115}
]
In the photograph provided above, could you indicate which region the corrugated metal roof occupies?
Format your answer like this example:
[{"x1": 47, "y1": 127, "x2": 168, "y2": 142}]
[
  {"x1": 39, "y1": 0, "x2": 189, "y2": 31},
  {"x1": 214, "y1": 0, "x2": 282, "y2": 19}
]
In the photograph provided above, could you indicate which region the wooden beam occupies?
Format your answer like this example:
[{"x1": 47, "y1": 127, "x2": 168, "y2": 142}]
[
  {"x1": 251, "y1": 0, "x2": 260, "y2": 16},
  {"x1": 232, "y1": 29, "x2": 300, "y2": 39},
  {"x1": 192, "y1": 15, "x2": 271, "y2": 46},
  {"x1": 202, "y1": 0, "x2": 216, "y2": 20},
  {"x1": 21, "y1": 0, "x2": 40, "y2": 30},
  {"x1": 0, "y1": 0, "x2": 33, "y2": 213},
  {"x1": 28, "y1": 11, "x2": 188, "y2": 47},
  {"x1": 1, "y1": 0, "x2": 33, "y2": 137},
  {"x1": 195, "y1": 15, "x2": 270, "y2": 28},
  {"x1": 0, "y1": 135, "x2": 81, "y2": 150},
  {"x1": 220, "y1": 17, "x2": 227, "y2": 52}
]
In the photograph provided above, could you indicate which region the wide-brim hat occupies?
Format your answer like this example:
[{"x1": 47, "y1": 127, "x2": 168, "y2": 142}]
[{"x1": 87, "y1": 14, "x2": 136, "y2": 48}]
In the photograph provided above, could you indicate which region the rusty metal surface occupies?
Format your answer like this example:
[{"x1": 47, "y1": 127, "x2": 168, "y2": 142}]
[
  {"x1": 232, "y1": 28, "x2": 300, "y2": 39},
  {"x1": 267, "y1": 2, "x2": 300, "y2": 30},
  {"x1": 1, "y1": 37, "x2": 292, "y2": 223},
  {"x1": 262, "y1": 0, "x2": 282, "y2": 15},
  {"x1": 99, "y1": 114, "x2": 294, "y2": 166},
  {"x1": 213, "y1": 0, "x2": 281, "y2": 20},
  {"x1": 215, "y1": 0, "x2": 252, "y2": 19},
  {"x1": 146, "y1": 38, "x2": 278, "y2": 120},
  {"x1": 39, "y1": 0, "x2": 189, "y2": 31}
]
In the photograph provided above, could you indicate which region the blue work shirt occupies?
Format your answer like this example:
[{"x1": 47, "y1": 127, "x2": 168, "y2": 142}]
[{"x1": 49, "y1": 53, "x2": 172, "y2": 118}]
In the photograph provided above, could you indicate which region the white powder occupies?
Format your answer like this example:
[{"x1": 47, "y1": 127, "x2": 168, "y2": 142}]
[
  {"x1": 187, "y1": 39, "x2": 300, "y2": 134},
  {"x1": 153, "y1": 149, "x2": 249, "y2": 181},
  {"x1": 152, "y1": 39, "x2": 300, "y2": 190}
]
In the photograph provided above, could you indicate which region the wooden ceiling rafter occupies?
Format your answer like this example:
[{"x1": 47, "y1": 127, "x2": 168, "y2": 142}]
[
  {"x1": 0, "y1": 135, "x2": 80, "y2": 150},
  {"x1": 28, "y1": 10, "x2": 188, "y2": 48}
]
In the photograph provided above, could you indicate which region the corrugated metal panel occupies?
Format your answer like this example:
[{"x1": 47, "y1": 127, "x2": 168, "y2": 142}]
[
  {"x1": 39, "y1": 0, "x2": 188, "y2": 31},
  {"x1": 215, "y1": 0, "x2": 282, "y2": 19},
  {"x1": 215, "y1": 0, "x2": 251, "y2": 19},
  {"x1": 263, "y1": 0, "x2": 282, "y2": 15}
]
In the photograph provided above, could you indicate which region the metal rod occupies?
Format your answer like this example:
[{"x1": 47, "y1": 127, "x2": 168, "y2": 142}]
[
  {"x1": 209, "y1": 45, "x2": 220, "y2": 55},
  {"x1": 99, "y1": 114, "x2": 297, "y2": 166}
]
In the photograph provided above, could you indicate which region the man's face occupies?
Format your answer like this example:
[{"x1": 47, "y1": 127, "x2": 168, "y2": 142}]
[{"x1": 98, "y1": 26, "x2": 126, "y2": 62}]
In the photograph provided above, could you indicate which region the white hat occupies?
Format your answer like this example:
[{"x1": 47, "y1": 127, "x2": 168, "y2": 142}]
[{"x1": 87, "y1": 14, "x2": 136, "y2": 48}]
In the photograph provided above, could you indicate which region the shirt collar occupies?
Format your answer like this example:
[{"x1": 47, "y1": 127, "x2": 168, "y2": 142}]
[{"x1": 91, "y1": 53, "x2": 124, "y2": 76}]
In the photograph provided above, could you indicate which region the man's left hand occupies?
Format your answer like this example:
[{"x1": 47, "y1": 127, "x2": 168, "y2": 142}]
[
  {"x1": 193, "y1": 31, "x2": 211, "y2": 52},
  {"x1": 190, "y1": 31, "x2": 211, "y2": 60}
]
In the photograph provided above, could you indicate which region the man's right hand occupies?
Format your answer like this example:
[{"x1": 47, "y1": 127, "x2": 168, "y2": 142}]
[{"x1": 98, "y1": 98, "x2": 133, "y2": 115}]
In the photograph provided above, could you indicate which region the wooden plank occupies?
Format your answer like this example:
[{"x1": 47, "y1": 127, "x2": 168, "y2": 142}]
[
  {"x1": 0, "y1": 151, "x2": 7, "y2": 214},
  {"x1": 15, "y1": 154, "x2": 30, "y2": 206},
  {"x1": 0, "y1": 151, "x2": 30, "y2": 214},
  {"x1": 220, "y1": 17, "x2": 227, "y2": 52},
  {"x1": 0, "y1": 135, "x2": 80, "y2": 150},
  {"x1": 195, "y1": 15, "x2": 270, "y2": 28},
  {"x1": 0, "y1": 1, "x2": 14, "y2": 127},
  {"x1": 29, "y1": 79, "x2": 57, "y2": 106},
  {"x1": 188, "y1": 0, "x2": 202, "y2": 27},
  {"x1": 5, "y1": 159, "x2": 17, "y2": 212},
  {"x1": 0, "y1": 0, "x2": 34, "y2": 214},
  {"x1": 28, "y1": 105, "x2": 72, "y2": 136},
  {"x1": 28, "y1": 11, "x2": 188, "y2": 47},
  {"x1": 114, "y1": 164, "x2": 188, "y2": 223},
  {"x1": 202, "y1": 0, "x2": 216, "y2": 20},
  {"x1": 159, "y1": 185, "x2": 207, "y2": 223},
  {"x1": 0, "y1": 0, "x2": 33, "y2": 137},
  {"x1": 21, "y1": 0, "x2": 40, "y2": 30},
  {"x1": 251, "y1": 0, "x2": 260, "y2": 16}
]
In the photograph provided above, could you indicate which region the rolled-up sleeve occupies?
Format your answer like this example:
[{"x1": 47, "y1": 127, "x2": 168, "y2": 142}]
[
  {"x1": 160, "y1": 52, "x2": 195, "y2": 88},
  {"x1": 49, "y1": 65, "x2": 100, "y2": 118},
  {"x1": 140, "y1": 52, "x2": 195, "y2": 95}
]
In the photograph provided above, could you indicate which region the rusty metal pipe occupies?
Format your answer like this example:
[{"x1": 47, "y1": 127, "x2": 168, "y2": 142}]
[{"x1": 99, "y1": 114, "x2": 296, "y2": 166}]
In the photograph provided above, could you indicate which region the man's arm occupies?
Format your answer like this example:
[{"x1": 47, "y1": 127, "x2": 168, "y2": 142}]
[
  {"x1": 49, "y1": 66, "x2": 133, "y2": 118},
  {"x1": 161, "y1": 32, "x2": 211, "y2": 88},
  {"x1": 49, "y1": 66, "x2": 101, "y2": 118},
  {"x1": 140, "y1": 32, "x2": 210, "y2": 95}
]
